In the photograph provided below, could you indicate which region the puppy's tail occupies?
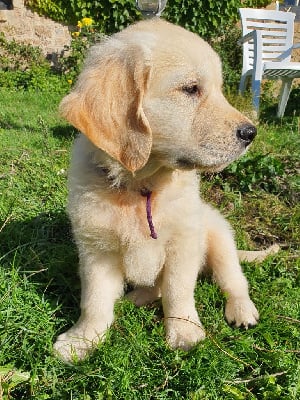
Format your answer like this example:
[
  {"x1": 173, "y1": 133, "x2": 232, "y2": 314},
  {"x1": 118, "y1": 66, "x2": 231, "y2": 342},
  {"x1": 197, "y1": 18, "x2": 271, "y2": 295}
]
[{"x1": 238, "y1": 244, "x2": 280, "y2": 263}]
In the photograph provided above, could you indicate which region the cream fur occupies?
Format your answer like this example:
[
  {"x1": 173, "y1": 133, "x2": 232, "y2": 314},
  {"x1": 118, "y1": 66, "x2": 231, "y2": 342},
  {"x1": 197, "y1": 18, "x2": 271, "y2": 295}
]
[{"x1": 54, "y1": 19, "x2": 260, "y2": 362}]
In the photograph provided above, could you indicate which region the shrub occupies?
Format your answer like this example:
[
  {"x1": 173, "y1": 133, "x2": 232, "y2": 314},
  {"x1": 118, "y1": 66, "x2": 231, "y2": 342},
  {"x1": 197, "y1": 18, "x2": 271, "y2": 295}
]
[
  {"x1": 25, "y1": 0, "x2": 140, "y2": 32},
  {"x1": 0, "y1": 33, "x2": 68, "y2": 92},
  {"x1": 0, "y1": 33, "x2": 46, "y2": 71},
  {"x1": 212, "y1": 152, "x2": 288, "y2": 195},
  {"x1": 25, "y1": 0, "x2": 70, "y2": 23},
  {"x1": 209, "y1": 25, "x2": 243, "y2": 91},
  {"x1": 165, "y1": 0, "x2": 271, "y2": 39},
  {"x1": 26, "y1": 0, "x2": 272, "y2": 37},
  {"x1": 57, "y1": 17, "x2": 103, "y2": 83}
]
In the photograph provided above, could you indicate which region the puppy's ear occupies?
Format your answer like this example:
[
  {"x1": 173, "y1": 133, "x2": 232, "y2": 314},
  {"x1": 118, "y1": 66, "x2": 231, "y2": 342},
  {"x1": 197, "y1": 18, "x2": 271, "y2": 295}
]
[{"x1": 60, "y1": 44, "x2": 152, "y2": 172}]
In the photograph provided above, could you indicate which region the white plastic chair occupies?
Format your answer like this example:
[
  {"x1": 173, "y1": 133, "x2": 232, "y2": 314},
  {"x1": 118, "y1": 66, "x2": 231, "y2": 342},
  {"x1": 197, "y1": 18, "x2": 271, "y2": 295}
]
[{"x1": 239, "y1": 8, "x2": 300, "y2": 117}]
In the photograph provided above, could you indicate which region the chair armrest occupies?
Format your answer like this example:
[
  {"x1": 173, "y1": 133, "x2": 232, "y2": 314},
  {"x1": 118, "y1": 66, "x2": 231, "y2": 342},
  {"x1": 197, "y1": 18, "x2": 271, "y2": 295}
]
[
  {"x1": 275, "y1": 43, "x2": 300, "y2": 61},
  {"x1": 237, "y1": 31, "x2": 255, "y2": 46}
]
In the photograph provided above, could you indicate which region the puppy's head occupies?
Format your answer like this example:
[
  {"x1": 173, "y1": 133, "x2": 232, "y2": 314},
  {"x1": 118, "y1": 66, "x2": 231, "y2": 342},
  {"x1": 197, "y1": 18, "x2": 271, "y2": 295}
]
[{"x1": 60, "y1": 19, "x2": 256, "y2": 173}]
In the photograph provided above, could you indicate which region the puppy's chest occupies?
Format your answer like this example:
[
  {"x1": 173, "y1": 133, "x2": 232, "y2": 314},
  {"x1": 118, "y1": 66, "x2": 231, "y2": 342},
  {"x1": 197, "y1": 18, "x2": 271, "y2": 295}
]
[
  {"x1": 116, "y1": 189, "x2": 201, "y2": 286},
  {"x1": 111, "y1": 188, "x2": 189, "y2": 240},
  {"x1": 113, "y1": 191, "x2": 167, "y2": 285},
  {"x1": 110, "y1": 190, "x2": 160, "y2": 240}
]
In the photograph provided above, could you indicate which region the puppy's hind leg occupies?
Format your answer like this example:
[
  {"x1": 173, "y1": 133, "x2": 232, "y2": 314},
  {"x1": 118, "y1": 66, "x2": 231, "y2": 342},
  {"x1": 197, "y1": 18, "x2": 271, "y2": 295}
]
[
  {"x1": 203, "y1": 206, "x2": 259, "y2": 329},
  {"x1": 126, "y1": 277, "x2": 162, "y2": 307},
  {"x1": 54, "y1": 252, "x2": 123, "y2": 362}
]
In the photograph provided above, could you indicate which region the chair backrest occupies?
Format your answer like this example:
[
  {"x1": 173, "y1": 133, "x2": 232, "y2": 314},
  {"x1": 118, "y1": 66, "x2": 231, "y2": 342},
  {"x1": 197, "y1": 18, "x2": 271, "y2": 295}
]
[{"x1": 239, "y1": 8, "x2": 296, "y2": 73}]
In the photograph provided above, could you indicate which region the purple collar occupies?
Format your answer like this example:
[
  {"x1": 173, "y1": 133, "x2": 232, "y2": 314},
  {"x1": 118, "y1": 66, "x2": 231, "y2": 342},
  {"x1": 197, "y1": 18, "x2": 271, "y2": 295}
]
[{"x1": 140, "y1": 188, "x2": 158, "y2": 239}]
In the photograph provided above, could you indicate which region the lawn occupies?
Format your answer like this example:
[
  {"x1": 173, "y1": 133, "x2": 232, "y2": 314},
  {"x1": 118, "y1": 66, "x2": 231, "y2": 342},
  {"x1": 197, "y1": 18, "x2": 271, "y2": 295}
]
[{"x1": 0, "y1": 89, "x2": 299, "y2": 399}]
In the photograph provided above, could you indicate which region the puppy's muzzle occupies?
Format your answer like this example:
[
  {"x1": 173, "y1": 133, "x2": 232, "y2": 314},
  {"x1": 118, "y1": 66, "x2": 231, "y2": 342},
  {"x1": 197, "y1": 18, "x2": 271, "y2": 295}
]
[{"x1": 236, "y1": 124, "x2": 257, "y2": 147}]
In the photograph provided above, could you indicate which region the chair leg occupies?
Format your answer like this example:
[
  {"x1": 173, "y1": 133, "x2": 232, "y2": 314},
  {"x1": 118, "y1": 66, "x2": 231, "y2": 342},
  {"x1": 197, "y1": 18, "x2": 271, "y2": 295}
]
[
  {"x1": 251, "y1": 79, "x2": 261, "y2": 113},
  {"x1": 277, "y1": 78, "x2": 293, "y2": 118},
  {"x1": 239, "y1": 74, "x2": 248, "y2": 94}
]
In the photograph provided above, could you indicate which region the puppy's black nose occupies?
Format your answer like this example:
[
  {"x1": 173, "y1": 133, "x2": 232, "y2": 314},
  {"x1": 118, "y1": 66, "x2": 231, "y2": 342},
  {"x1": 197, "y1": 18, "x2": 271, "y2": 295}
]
[{"x1": 236, "y1": 124, "x2": 257, "y2": 146}]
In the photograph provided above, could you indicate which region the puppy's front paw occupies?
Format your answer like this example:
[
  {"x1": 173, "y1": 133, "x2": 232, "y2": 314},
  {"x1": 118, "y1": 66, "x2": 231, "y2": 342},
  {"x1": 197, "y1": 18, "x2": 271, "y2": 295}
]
[
  {"x1": 225, "y1": 297, "x2": 259, "y2": 329},
  {"x1": 165, "y1": 317, "x2": 206, "y2": 351},
  {"x1": 53, "y1": 326, "x2": 105, "y2": 363}
]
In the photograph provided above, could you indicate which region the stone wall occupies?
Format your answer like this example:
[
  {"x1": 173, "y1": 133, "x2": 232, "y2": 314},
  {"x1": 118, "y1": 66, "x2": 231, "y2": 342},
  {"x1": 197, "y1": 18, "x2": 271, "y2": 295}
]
[
  {"x1": 0, "y1": 0, "x2": 71, "y2": 56},
  {"x1": 292, "y1": 22, "x2": 300, "y2": 61}
]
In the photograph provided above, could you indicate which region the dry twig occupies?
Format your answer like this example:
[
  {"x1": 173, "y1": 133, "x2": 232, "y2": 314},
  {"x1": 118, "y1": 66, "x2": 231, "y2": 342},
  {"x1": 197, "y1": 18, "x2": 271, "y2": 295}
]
[{"x1": 224, "y1": 370, "x2": 287, "y2": 385}]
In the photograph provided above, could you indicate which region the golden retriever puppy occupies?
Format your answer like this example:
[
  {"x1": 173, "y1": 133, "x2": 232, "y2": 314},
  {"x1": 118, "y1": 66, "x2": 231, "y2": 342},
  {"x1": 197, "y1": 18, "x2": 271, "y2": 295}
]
[{"x1": 54, "y1": 19, "x2": 259, "y2": 362}]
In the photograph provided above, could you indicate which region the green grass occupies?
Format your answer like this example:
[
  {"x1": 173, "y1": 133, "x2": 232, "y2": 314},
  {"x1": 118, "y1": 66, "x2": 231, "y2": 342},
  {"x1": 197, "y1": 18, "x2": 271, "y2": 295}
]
[{"x1": 0, "y1": 89, "x2": 299, "y2": 399}]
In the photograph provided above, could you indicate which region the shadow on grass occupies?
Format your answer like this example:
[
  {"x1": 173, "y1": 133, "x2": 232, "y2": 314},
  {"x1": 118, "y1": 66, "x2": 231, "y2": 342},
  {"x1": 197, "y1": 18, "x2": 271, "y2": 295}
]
[
  {"x1": 0, "y1": 211, "x2": 80, "y2": 322},
  {"x1": 51, "y1": 125, "x2": 78, "y2": 139},
  {"x1": 0, "y1": 118, "x2": 78, "y2": 144},
  {"x1": 260, "y1": 86, "x2": 300, "y2": 122}
]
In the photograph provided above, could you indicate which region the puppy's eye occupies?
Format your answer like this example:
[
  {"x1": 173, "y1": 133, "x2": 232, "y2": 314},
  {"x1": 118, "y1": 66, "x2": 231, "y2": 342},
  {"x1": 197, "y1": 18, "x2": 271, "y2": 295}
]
[{"x1": 182, "y1": 84, "x2": 200, "y2": 96}]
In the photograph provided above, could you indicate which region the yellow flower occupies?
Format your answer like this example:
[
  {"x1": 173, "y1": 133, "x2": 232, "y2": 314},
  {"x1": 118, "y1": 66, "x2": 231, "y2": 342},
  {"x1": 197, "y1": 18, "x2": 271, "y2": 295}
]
[
  {"x1": 81, "y1": 17, "x2": 93, "y2": 27},
  {"x1": 67, "y1": 79, "x2": 73, "y2": 85},
  {"x1": 72, "y1": 31, "x2": 80, "y2": 37},
  {"x1": 77, "y1": 21, "x2": 83, "y2": 28}
]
